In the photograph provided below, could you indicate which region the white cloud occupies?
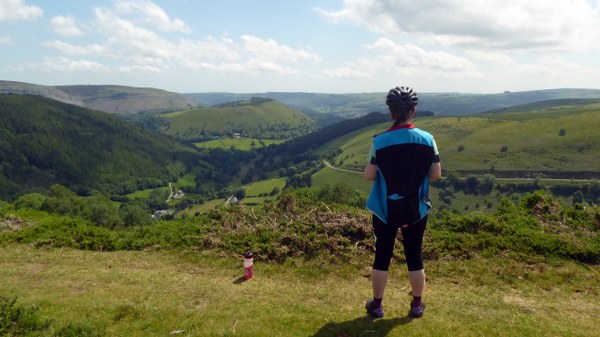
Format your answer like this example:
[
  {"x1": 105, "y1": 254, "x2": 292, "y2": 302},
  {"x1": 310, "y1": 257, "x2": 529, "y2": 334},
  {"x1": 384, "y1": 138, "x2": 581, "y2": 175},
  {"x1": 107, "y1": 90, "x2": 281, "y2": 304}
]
[
  {"x1": 316, "y1": 0, "x2": 600, "y2": 52},
  {"x1": 43, "y1": 40, "x2": 106, "y2": 56},
  {"x1": 50, "y1": 16, "x2": 84, "y2": 37},
  {"x1": 323, "y1": 37, "x2": 479, "y2": 79},
  {"x1": 118, "y1": 64, "x2": 162, "y2": 74},
  {"x1": 94, "y1": 7, "x2": 174, "y2": 60},
  {"x1": 42, "y1": 3, "x2": 322, "y2": 77},
  {"x1": 322, "y1": 67, "x2": 371, "y2": 79},
  {"x1": 367, "y1": 38, "x2": 474, "y2": 71},
  {"x1": 516, "y1": 57, "x2": 600, "y2": 84},
  {"x1": 38, "y1": 57, "x2": 110, "y2": 72},
  {"x1": 464, "y1": 50, "x2": 515, "y2": 65},
  {"x1": 0, "y1": 35, "x2": 13, "y2": 44},
  {"x1": 0, "y1": 0, "x2": 42, "y2": 21},
  {"x1": 114, "y1": 0, "x2": 191, "y2": 33},
  {"x1": 177, "y1": 36, "x2": 317, "y2": 74},
  {"x1": 241, "y1": 35, "x2": 320, "y2": 63}
]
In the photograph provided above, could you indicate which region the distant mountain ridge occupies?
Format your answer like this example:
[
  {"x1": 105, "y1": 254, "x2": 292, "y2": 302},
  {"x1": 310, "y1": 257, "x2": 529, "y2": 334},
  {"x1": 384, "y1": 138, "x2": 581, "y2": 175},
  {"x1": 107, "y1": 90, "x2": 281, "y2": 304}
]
[
  {"x1": 58, "y1": 84, "x2": 197, "y2": 115},
  {"x1": 186, "y1": 88, "x2": 600, "y2": 117},
  {"x1": 0, "y1": 80, "x2": 198, "y2": 115},
  {"x1": 419, "y1": 89, "x2": 600, "y2": 115},
  {"x1": 480, "y1": 98, "x2": 600, "y2": 114},
  {"x1": 0, "y1": 80, "x2": 83, "y2": 106},
  {"x1": 3, "y1": 80, "x2": 600, "y2": 118}
]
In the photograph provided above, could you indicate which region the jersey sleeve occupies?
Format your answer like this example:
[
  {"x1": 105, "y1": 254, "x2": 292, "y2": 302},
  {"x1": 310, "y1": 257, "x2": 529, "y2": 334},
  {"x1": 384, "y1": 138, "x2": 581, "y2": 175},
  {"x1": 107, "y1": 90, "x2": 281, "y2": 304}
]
[
  {"x1": 432, "y1": 137, "x2": 440, "y2": 163},
  {"x1": 367, "y1": 143, "x2": 376, "y2": 165}
]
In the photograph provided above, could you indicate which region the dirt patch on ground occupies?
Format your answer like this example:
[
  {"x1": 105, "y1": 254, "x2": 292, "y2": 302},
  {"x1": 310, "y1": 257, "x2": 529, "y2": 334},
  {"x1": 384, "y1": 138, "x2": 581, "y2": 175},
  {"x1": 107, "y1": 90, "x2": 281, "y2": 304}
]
[
  {"x1": 503, "y1": 294, "x2": 536, "y2": 313},
  {"x1": 0, "y1": 215, "x2": 35, "y2": 232}
]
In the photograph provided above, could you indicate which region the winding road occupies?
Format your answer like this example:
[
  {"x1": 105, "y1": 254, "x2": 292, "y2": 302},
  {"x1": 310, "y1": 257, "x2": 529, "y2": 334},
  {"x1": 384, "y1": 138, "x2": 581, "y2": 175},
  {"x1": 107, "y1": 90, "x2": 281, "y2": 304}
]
[
  {"x1": 322, "y1": 160, "x2": 361, "y2": 174},
  {"x1": 322, "y1": 161, "x2": 595, "y2": 182}
]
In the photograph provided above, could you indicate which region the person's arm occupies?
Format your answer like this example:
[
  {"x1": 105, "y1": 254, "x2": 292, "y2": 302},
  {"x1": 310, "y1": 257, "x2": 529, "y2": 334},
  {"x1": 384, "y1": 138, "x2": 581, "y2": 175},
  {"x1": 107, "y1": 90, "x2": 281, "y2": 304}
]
[
  {"x1": 364, "y1": 142, "x2": 377, "y2": 180},
  {"x1": 428, "y1": 162, "x2": 442, "y2": 181},
  {"x1": 364, "y1": 163, "x2": 377, "y2": 181},
  {"x1": 429, "y1": 137, "x2": 442, "y2": 181}
]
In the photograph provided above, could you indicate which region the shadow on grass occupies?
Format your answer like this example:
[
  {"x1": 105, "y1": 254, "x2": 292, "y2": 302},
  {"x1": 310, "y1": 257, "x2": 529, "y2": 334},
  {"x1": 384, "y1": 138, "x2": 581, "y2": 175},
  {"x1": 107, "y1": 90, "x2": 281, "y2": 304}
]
[
  {"x1": 232, "y1": 276, "x2": 248, "y2": 284},
  {"x1": 309, "y1": 315, "x2": 412, "y2": 337}
]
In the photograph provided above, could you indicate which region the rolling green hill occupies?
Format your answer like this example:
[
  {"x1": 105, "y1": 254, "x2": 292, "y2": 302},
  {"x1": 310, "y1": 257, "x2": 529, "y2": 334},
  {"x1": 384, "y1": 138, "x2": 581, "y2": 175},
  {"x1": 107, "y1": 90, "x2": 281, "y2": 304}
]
[
  {"x1": 160, "y1": 98, "x2": 318, "y2": 141},
  {"x1": 0, "y1": 94, "x2": 199, "y2": 200},
  {"x1": 186, "y1": 92, "x2": 385, "y2": 119},
  {"x1": 318, "y1": 99, "x2": 600, "y2": 178}
]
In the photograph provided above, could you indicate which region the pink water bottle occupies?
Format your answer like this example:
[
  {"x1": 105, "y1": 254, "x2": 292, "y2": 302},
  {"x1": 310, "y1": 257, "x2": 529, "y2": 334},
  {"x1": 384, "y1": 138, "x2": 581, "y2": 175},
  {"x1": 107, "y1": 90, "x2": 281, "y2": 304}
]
[{"x1": 243, "y1": 250, "x2": 254, "y2": 279}]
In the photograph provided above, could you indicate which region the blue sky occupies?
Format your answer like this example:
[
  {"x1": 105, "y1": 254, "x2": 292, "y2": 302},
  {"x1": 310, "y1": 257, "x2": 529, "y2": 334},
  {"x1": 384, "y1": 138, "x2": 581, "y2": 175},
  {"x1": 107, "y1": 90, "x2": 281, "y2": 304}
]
[{"x1": 1, "y1": 0, "x2": 600, "y2": 94}]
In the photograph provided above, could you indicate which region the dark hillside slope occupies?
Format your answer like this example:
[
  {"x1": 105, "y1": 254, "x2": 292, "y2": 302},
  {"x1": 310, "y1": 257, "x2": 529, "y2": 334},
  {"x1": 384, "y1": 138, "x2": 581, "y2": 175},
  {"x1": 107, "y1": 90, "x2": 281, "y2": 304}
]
[
  {"x1": 262, "y1": 111, "x2": 389, "y2": 157},
  {"x1": 0, "y1": 94, "x2": 199, "y2": 200}
]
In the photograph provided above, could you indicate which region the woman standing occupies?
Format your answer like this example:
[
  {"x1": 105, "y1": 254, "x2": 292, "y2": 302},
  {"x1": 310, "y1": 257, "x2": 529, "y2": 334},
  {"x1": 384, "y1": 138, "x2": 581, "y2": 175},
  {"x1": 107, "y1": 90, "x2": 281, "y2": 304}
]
[{"x1": 363, "y1": 86, "x2": 442, "y2": 318}]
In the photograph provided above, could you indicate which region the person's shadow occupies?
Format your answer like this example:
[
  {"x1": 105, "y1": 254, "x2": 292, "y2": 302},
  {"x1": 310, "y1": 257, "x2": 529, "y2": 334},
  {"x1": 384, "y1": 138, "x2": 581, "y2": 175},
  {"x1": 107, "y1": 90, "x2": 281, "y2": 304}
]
[
  {"x1": 232, "y1": 276, "x2": 248, "y2": 284},
  {"x1": 309, "y1": 315, "x2": 412, "y2": 337}
]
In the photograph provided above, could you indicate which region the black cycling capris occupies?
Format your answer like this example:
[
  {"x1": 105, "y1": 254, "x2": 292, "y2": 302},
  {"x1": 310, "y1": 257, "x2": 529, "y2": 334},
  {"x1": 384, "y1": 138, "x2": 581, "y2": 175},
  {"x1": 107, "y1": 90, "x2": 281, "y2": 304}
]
[{"x1": 372, "y1": 214, "x2": 427, "y2": 272}]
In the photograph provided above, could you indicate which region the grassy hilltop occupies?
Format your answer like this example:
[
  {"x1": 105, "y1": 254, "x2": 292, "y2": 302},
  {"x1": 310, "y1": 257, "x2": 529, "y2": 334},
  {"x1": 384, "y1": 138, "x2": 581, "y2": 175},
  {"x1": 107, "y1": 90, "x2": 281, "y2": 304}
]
[{"x1": 160, "y1": 98, "x2": 318, "y2": 141}]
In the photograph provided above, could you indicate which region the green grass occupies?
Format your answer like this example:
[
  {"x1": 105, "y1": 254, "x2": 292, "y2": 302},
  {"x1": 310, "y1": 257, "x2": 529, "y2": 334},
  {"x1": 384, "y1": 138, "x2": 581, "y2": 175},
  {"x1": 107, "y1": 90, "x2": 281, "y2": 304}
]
[
  {"x1": 194, "y1": 138, "x2": 284, "y2": 150},
  {"x1": 1, "y1": 244, "x2": 597, "y2": 337},
  {"x1": 1, "y1": 189, "x2": 598, "y2": 335},
  {"x1": 178, "y1": 198, "x2": 225, "y2": 216},
  {"x1": 244, "y1": 178, "x2": 285, "y2": 197},
  {"x1": 240, "y1": 178, "x2": 286, "y2": 206},
  {"x1": 312, "y1": 166, "x2": 372, "y2": 195},
  {"x1": 175, "y1": 173, "x2": 197, "y2": 189},
  {"x1": 176, "y1": 178, "x2": 286, "y2": 213},
  {"x1": 125, "y1": 186, "x2": 170, "y2": 200}
]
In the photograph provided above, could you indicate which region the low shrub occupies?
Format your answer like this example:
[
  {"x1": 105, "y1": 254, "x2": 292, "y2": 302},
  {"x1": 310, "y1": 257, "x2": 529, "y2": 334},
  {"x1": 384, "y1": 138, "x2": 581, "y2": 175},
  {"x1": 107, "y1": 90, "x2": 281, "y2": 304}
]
[
  {"x1": 0, "y1": 296, "x2": 50, "y2": 335},
  {"x1": 12, "y1": 215, "x2": 115, "y2": 251},
  {"x1": 54, "y1": 322, "x2": 104, "y2": 337},
  {"x1": 0, "y1": 296, "x2": 105, "y2": 337}
]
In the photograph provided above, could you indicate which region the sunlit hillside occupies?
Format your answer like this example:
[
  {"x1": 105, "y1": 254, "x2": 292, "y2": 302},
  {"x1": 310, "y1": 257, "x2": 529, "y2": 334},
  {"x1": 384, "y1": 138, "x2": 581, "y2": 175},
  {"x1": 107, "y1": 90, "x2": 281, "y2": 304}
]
[
  {"x1": 160, "y1": 98, "x2": 318, "y2": 141},
  {"x1": 321, "y1": 99, "x2": 600, "y2": 177}
]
